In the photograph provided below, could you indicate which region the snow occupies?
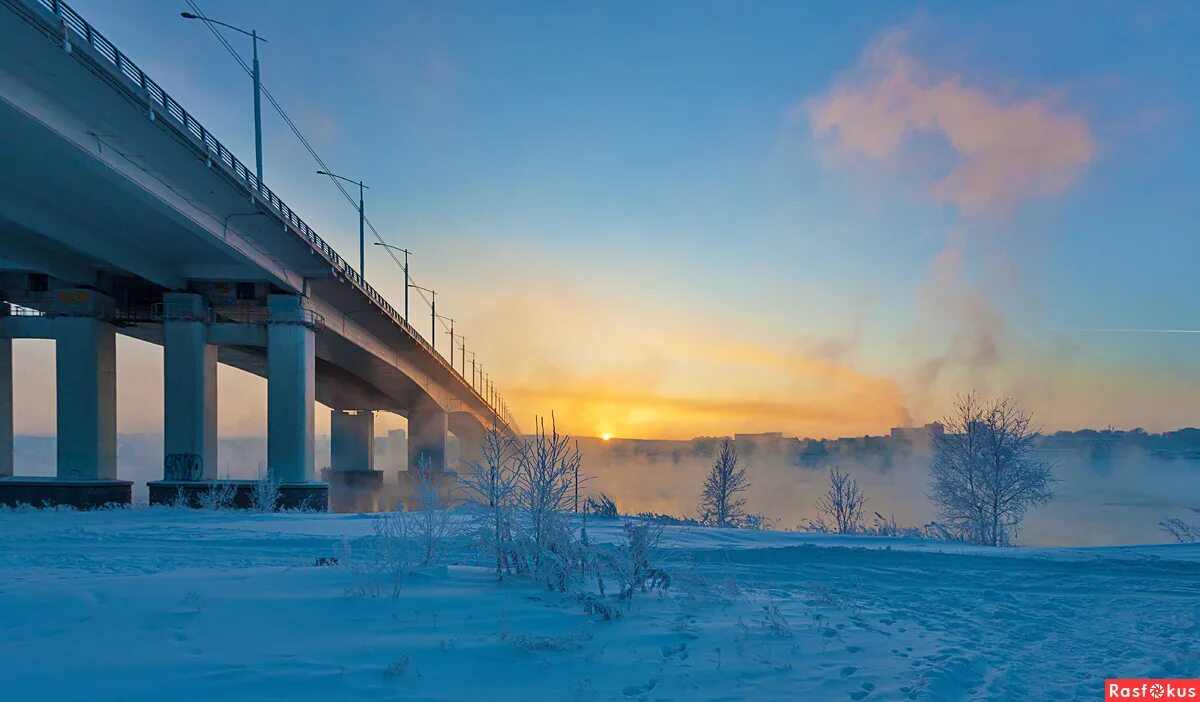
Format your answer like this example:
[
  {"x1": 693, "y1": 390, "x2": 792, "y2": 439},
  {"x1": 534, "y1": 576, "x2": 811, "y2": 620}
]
[{"x1": 1, "y1": 508, "x2": 1198, "y2": 700}]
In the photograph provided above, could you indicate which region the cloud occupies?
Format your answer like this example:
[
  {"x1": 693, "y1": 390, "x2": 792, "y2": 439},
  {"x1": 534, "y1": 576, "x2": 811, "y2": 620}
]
[{"x1": 806, "y1": 28, "x2": 1094, "y2": 213}]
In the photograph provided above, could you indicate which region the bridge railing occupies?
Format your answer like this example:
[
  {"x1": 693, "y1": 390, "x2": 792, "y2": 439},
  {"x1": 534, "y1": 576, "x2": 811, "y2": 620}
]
[{"x1": 31, "y1": 0, "x2": 518, "y2": 434}]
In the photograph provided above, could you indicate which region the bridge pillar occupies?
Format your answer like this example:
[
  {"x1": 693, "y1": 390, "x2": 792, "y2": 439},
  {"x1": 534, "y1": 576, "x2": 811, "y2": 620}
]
[
  {"x1": 408, "y1": 397, "x2": 449, "y2": 474},
  {"x1": 266, "y1": 295, "x2": 326, "y2": 509},
  {"x1": 330, "y1": 410, "x2": 375, "y2": 470},
  {"x1": 449, "y1": 414, "x2": 486, "y2": 469},
  {"x1": 0, "y1": 336, "x2": 11, "y2": 478},
  {"x1": 324, "y1": 409, "x2": 382, "y2": 512},
  {"x1": 55, "y1": 315, "x2": 118, "y2": 481},
  {"x1": 1, "y1": 303, "x2": 130, "y2": 508},
  {"x1": 162, "y1": 293, "x2": 217, "y2": 481}
]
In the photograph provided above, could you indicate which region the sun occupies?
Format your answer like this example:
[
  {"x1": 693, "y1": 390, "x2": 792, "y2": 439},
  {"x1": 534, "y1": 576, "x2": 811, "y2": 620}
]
[{"x1": 601, "y1": 433, "x2": 612, "y2": 441}]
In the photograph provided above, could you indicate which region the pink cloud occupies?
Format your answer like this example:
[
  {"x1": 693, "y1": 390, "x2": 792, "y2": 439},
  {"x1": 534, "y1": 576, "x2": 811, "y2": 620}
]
[{"x1": 807, "y1": 28, "x2": 1095, "y2": 213}]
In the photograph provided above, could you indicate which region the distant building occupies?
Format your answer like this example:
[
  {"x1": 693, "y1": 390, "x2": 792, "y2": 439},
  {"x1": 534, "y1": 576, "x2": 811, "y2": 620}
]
[
  {"x1": 889, "y1": 423, "x2": 945, "y2": 442},
  {"x1": 734, "y1": 432, "x2": 788, "y2": 453}
]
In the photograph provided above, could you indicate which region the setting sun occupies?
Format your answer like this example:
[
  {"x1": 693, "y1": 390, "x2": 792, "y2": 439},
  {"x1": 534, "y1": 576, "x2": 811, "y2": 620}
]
[{"x1": 602, "y1": 433, "x2": 612, "y2": 441}]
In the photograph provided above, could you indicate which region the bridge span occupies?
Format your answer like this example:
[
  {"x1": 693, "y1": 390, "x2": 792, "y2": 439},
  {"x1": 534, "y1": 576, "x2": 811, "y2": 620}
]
[{"x1": 0, "y1": 0, "x2": 519, "y2": 508}]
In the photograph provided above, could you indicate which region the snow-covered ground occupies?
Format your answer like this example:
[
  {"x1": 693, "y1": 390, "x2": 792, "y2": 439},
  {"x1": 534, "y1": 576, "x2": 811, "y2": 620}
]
[{"x1": 1, "y1": 508, "x2": 1197, "y2": 701}]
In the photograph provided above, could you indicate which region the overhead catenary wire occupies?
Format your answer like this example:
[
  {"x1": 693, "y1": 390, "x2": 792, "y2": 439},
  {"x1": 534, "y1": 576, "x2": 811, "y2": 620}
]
[
  {"x1": 183, "y1": 0, "x2": 449, "y2": 333},
  {"x1": 184, "y1": 1, "x2": 518, "y2": 432}
]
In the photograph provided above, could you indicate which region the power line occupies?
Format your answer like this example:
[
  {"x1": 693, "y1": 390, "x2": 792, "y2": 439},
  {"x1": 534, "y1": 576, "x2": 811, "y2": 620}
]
[
  {"x1": 183, "y1": 0, "x2": 447, "y2": 327},
  {"x1": 184, "y1": 1, "x2": 511, "y2": 428}
]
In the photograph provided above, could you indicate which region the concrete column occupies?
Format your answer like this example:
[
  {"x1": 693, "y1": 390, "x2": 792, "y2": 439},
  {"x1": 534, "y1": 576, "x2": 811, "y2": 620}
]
[
  {"x1": 1, "y1": 338, "x2": 12, "y2": 478},
  {"x1": 452, "y1": 425, "x2": 486, "y2": 468},
  {"x1": 55, "y1": 316, "x2": 117, "y2": 480},
  {"x1": 267, "y1": 295, "x2": 315, "y2": 484},
  {"x1": 163, "y1": 293, "x2": 217, "y2": 480},
  {"x1": 330, "y1": 410, "x2": 374, "y2": 471},
  {"x1": 408, "y1": 396, "x2": 448, "y2": 473}
]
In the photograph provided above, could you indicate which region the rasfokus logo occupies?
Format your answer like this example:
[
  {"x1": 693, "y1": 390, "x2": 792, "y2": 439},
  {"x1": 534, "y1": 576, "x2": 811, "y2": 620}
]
[{"x1": 1106, "y1": 680, "x2": 1200, "y2": 700}]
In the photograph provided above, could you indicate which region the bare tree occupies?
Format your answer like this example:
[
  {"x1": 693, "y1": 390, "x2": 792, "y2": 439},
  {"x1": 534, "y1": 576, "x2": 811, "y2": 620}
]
[
  {"x1": 815, "y1": 467, "x2": 867, "y2": 534},
  {"x1": 458, "y1": 420, "x2": 522, "y2": 579},
  {"x1": 407, "y1": 453, "x2": 458, "y2": 564},
  {"x1": 929, "y1": 393, "x2": 1056, "y2": 546},
  {"x1": 699, "y1": 439, "x2": 749, "y2": 528}
]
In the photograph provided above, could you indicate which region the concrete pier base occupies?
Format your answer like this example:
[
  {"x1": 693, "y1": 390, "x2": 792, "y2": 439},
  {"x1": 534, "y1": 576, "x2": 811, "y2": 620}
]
[
  {"x1": 147, "y1": 479, "x2": 328, "y2": 511},
  {"x1": 322, "y1": 468, "x2": 384, "y2": 513},
  {"x1": 0, "y1": 477, "x2": 132, "y2": 509}
]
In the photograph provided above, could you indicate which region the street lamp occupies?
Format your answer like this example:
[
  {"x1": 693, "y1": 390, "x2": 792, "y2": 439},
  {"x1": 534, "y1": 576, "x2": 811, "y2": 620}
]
[
  {"x1": 409, "y1": 283, "x2": 435, "y2": 346},
  {"x1": 373, "y1": 242, "x2": 411, "y2": 322},
  {"x1": 435, "y1": 314, "x2": 455, "y2": 365},
  {"x1": 181, "y1": 12, "x2": 266, "y2": 186},
  {"x1": 317, "y1": 171, "x2": 368, "y2": 279}
]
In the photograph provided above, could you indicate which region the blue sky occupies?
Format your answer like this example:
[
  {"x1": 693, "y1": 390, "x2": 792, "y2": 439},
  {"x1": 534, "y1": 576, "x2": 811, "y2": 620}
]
[{"x1": 24, "y1": 0, "x2": 1198, "y2": 439}]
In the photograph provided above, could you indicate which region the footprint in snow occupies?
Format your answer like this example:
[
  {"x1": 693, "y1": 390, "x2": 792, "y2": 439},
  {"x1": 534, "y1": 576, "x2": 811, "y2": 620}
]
[{"x1": 622, "y1": 679, "x2": 657, "y2": 696}]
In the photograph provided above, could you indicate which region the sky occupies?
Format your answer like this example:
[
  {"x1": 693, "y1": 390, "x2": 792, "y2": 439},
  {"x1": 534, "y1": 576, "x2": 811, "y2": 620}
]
[{"x1": 11, "y1": 0, "x2": 1200, "y2": 441}]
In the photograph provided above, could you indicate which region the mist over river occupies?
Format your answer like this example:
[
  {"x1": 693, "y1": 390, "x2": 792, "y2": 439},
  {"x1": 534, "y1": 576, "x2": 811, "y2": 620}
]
[{"x1": 12, "y1": 433, "x2": 1198, "y2": 546}]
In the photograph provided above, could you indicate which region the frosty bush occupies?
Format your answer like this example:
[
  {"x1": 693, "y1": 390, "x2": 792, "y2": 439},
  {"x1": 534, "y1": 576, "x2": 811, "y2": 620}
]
[
  {"x1": 598, "y1": 521, "x2": 670, "y2": 606},
  {"x1": 341, "y1": 511, "x2": 413, "y2": 598},
  {"x1": 1159, "y1": 517, "x2": 1199, "y2": 543},
  {"x1": 584, "y1": 492, "x2": 618, "y2": 518},
  {"x1": 458, "y1": 422, "x2": 522, "y2": 579},
  {"x1": 251, "y1": 466, "x2": 281, "y2": 513},
  {"x1": 929, "y1": 393, "x2": 1056, "y2": 546},
  {"x1": 169, "y1": 485, "x2": 191, "y2": 509},
  {"x1": 815, "y1": 467, "x2": 866, "y2": 534},
  {"x1": 197, "y1": 481, "x2": 237, "y2": 510},
  {"x1": 636, "y1": 512, "x2": 700, "y2": 526},
  {"x1": 740, "y1": 513, "x2": 779, "y2": 531},
  {"x1": 699, "y1": 439, "x2": 749, "y2": 528}
]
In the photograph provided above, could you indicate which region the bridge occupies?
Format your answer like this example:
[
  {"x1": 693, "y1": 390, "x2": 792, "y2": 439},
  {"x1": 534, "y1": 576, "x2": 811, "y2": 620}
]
[{"x1": 0, "y1": 0, "x2": 520, "y2": 509}]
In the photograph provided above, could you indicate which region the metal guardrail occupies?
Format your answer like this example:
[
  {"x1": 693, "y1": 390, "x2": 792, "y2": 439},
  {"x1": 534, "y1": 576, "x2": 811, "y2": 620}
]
[
  {"x1": 2, "y1": 303, "x2": 45, "y2": 317},
  {"x1": 26, "y1": 0, "x2": 520, "y2": 434}
]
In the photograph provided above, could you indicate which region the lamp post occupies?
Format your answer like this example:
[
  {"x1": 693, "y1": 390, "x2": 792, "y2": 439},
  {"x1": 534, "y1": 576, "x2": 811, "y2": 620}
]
[
  {"x1": 409, "y1": 283, "x2": 435, "y2": 346},
  {"x1": 435, "y1": 315, "x2": 455, "y2": 365},
  {"x1": 181, "y1": 12, "x2": 266, "y2": 186},
  {"x1": 316, "y1": 170, "x2": 368, "y2": 279},
  {"x1": 373, "y1": 242, "x2": 411, "y2": 322}
]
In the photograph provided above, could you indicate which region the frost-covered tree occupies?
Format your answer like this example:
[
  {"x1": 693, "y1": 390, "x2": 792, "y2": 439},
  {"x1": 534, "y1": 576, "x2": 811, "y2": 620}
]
[
  {"x1": 929, "y1": 394, "x2": 1056, "y2": 546},
  {"x1": 513, "y1": 414, "x2": 582, "y2": 589},
  {"x1": 407, "y1": 453, "x2": 458, "y2": 564},
  {"x1": 699, "y1": 439, "x2": 749, "y2": 528},
  {"x1": 458, "y1": 421, "x2": 522, "y2": 579},
  {"x1": 815, "y1": 467, "x2": 866, "y2": 534}
]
